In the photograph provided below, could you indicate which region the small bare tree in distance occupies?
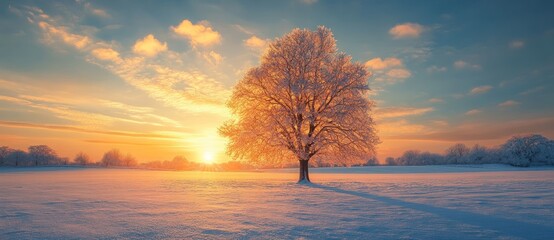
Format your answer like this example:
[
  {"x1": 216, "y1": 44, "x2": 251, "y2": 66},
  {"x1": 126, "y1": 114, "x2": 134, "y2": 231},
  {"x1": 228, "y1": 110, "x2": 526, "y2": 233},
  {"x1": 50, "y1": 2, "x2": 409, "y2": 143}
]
[
  {"x1": 220, "y1": 26, "x2": 379, "y2": 183},
  {"x1": 74, "y1": 152, "x2": 90, "y2": 166}
]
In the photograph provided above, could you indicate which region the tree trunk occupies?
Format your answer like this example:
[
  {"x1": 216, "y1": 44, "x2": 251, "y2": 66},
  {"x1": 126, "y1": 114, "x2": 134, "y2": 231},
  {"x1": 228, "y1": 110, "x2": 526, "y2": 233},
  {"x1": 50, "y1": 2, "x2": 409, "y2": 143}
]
[{"x1": 298, "y1": 160, "x2": 311, "y2": 183}]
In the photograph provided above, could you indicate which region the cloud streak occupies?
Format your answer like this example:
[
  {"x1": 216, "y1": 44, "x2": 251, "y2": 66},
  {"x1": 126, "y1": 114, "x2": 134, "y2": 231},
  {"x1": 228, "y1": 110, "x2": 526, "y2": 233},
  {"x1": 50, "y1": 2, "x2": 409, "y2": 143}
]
[
  {"x1": 470, "y1": 85, "x2": 492, "y2": 95},
  {"x1": 0, "y1": 121, "x2": 181, "y2": 139},
  {"x1": 376, "y1": 107, "x2": 434, "y2": 119},
  {"x1": 387, "y1": 117, "x2": 554, "y2": 142}
]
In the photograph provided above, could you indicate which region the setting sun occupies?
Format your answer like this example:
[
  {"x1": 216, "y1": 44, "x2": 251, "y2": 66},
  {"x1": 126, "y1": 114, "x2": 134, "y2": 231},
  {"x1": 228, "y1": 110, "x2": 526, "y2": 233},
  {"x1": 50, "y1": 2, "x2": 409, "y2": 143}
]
[{"x1": 202, "y1": 151, "x2": 215, "y2": 164}]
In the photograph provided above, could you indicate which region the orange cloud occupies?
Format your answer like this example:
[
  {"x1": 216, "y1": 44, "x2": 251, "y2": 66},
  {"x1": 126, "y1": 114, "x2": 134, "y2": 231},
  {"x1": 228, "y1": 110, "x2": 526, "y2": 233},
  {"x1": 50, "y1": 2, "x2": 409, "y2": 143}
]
[
  {"x1": 172, "y1": 19, "x2": 221, "y2": 47},
  {"x1": 133, "y1": 34, "x2": 168, "y2": 57},
  {"x1": 376, "y1": 107, "x2": 434, "y2": 119},
  {"x1": 389, "y1": 23, "x2": 424, "y2": 39}
]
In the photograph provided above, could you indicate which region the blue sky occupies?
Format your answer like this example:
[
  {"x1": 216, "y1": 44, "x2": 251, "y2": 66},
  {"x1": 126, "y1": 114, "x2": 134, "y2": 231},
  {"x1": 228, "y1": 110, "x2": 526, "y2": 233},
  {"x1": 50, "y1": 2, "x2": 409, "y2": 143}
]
[{"x1": 0, "y1": 0, "x2": 553, "y2": 162}]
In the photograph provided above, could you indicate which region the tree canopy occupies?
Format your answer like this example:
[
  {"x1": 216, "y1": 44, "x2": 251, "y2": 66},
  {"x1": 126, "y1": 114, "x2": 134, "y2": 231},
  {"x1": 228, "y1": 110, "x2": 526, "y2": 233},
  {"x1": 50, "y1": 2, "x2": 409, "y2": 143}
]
[{"x1": 220, "y1": 27, "x2": 379, "y2": 172}]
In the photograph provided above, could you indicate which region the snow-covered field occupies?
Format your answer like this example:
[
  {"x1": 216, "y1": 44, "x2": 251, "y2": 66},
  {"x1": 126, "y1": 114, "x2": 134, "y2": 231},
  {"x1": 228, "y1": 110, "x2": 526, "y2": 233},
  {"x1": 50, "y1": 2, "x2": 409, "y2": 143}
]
[{"x1": 1, "y1": 165, "x2": 553, "y2": 239}]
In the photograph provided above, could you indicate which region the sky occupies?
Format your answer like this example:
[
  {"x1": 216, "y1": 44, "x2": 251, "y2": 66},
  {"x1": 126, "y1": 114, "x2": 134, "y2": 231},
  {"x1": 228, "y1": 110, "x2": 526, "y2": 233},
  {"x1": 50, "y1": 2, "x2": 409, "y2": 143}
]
[{"x1": 0, "y1": 0, "x2": 553, "y2": 163}]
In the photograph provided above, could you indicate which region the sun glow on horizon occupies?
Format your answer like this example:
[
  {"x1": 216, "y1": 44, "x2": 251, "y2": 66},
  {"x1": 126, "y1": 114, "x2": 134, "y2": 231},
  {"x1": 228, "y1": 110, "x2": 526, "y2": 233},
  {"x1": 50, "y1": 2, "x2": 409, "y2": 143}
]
[{"x1": 202, "y1": 151, "x2": 215, "y2": 164}]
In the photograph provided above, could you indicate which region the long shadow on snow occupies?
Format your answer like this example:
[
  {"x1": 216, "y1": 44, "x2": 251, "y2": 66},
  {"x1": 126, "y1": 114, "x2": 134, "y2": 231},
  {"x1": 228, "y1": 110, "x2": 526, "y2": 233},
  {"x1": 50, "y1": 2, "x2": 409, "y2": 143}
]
[{"x1": 309, "y1": 183, "x2": 553, "y2": 240}]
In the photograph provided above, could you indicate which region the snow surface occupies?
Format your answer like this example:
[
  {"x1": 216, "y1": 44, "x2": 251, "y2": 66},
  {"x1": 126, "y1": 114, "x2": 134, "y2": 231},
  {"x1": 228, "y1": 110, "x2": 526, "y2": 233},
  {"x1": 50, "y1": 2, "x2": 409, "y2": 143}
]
[{"x1": 1, "y1": 165, "x2": 553, "y2": 239}]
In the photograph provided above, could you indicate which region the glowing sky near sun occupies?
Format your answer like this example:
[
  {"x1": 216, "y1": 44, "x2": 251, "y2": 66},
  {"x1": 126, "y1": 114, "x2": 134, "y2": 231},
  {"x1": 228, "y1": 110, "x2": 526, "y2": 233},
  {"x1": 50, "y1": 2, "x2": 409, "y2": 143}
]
[{"x1": 0, "y1": 0, "x2": 553, "y2": 163}]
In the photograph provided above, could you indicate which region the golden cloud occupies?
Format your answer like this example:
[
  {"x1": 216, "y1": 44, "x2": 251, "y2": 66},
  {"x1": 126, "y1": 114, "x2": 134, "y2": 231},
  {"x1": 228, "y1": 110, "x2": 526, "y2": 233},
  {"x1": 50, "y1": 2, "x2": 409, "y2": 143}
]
[
  {"x1": 91, "y1": 48, "x2": 121, "y2": 62},
  {"x1": 133, "y1": 34, "x2": 168, "y2": 57},
  {"x1": 171, "y1": 19, "x2": 222, "y2": 47},
  {"x1": 244, "y1": 36, "x2": 268, "y2": 49}
]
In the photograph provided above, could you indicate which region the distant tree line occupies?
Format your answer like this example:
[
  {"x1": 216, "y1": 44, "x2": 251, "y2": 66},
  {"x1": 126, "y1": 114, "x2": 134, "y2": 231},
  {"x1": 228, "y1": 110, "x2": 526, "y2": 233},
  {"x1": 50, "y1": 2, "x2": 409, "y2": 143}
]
[
  {"x1": 0, "y1": 145, "x2": 69, "y2": 167},
  {"x1": 0, "y1": 146, "x2": 256, "y2": 171},
  {"x1": 385, "y1": 134, "x2": 554, "y2": 167},
  {"x1": 1, "y1": 134, "x2": 552, "y2": 169}
]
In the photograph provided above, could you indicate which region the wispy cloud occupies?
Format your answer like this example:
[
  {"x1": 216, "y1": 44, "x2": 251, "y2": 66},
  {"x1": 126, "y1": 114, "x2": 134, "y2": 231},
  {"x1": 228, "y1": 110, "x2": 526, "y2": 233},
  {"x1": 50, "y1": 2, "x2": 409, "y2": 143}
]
[
  {"x1": 0, "y1": 95, "x2": 33, "y2": 105},
  {"x1": 378, "y1": 119, "x2": 429, "y2": 137},
  {"x1": 509, "y1": 40, "x2": 525, "y2": 49},
  {"x1": 38, "y1": 21, "x2": 90, "y2": 49},
  {"x1": 202, "y1": 50, "x2": 223, "y2": 65},
  {"x1": 300, "y1": 0, "x2": 318, "y2": 5},
  {"x1": 469, "y1": 85, "x2": 492, "y2": 95},
  {"x1": 232, "y1": 24, "x2": 254, "y2": 35},
  {"x1": 498, "y1": 100, "x2": 520, "y2": 107},
  {"x1": 83, "y1": 139, "x2": 163, "y2": 146},
  {"x1": 519, "y1": 86, "x2": 544, "y2": 95},
  {"x1": 454, "y1": 60, "x2": 481, "y2": 70},
  {"x1": 426, "y1": 65, "x2": 447, "y2": 73},
  {"x1": 465, "y1": 109, "x2": 481, "y2": 115},
  {"x1": 0, "y1": 121, "x2": 181, "y2": 139},
  {"x1": 387, "y1": 117, "x2": 554, "y2": 141},
  {"x1": 376, "y1": 107, "x2": 434, "y2": 119},
  {"x1": 428, "y1": 98, "x2": 444, "y2": 103},
  {"x1": 77, "y1": 0, "x2": 110, "y2": 18},
  {"x1": 171, "y1": 19, "x2": 222, "y2": 47},
  {"x1": 389, "y1": 23, "x2": 424, "y2": 39},
  {"x1": 386, "y1": 69, "x2": 411, "y2": 79}
]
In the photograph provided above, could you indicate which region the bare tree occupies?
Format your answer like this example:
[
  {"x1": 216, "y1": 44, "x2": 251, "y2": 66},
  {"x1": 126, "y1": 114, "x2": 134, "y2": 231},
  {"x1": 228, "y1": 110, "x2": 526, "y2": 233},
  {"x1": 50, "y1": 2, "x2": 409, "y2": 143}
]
[
  {"x1": 101, "y1": 149, "x2": 122, "y2": 167},
  {"x1": 122, "y1": 154, "x2": 137, "y2": 167},
  {"x1": 28, "y1": 145, "x2": 58, "y2": 166},
  {"x1": 6, "y1": 150, "x2": 27, "y2": 166},
  {"x1": 74, "y1": 152, "x2": 91, "y2": 166},
  {"x1": 445, "y1": 143, "x2": 470, "y2": 164},
  {"x1": 220, "y1": 27, "x2": 379, "y2": 182},
  {"x1": 0, "y1": 146, "x2": 13, "y2": 166}
]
